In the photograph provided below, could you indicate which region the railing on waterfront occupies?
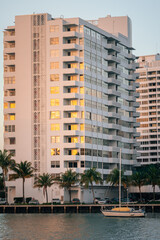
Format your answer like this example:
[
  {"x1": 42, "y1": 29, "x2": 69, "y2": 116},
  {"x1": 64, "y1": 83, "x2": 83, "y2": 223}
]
[{"x1": 0, "y1": 204, "x2": 160, "y2": 214}]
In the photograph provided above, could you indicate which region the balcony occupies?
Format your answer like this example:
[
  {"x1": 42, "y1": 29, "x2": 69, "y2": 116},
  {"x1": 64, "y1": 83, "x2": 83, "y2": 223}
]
[
  {"x1": 4, "y1": 35, "x2": 15, "y2": 42},
  {"x1": 63, "y1": 56, "x2": 82, "y2": 62},
  {"x1": 63, "y1": 31, "x2": 80, "y2": 38},
  {"x1": 126, "y1": 74, "x2": 136, "y2": 81},
  {"x1": 4, "y1": 47, "x2": 15, "y2": 54},
  {"x1": 63, "y1": 155, "x2": 80, "y2": 161},
  {"x1": 133, "y1": 112, "x2": 140, "y2": 117},
  {"x1": 107, "y1": 77, "x2": 121, "y2": 86},
  {"x1": 63, "y1": 105, "x2": 81, "y2": 111},
  {"x1": 126, "y1": 53, "x2": 136, "y2": 60},
  {"x1": 63, "y1": 92, "x2": 79, "y2": 99},
  {"x1": 107, "y1": 55, "x2": 121, "y2": 63},
  {"x1": 63, "y1": 43, "x2": 81, "y2": 50},
  {"x1": 133, "y1": 102, "x2": 140, "y2": 108},
  {"x1": 4, "y1": 60, "x2": 15, "y2": 66},
  {"x1": 63, "y1": 81, "x2": 81, "y2": 87},
  {"x1": 63, "y1": 118, "x2": 80, "y2": 124},
  {"x1": 108, "y1": 89, "x2": 121, "y2": 97},
  {"x1": 107, "y1": 66, "x2": 121, "y2": 75},
  {"x1": 63, "y1": 130, "x2": 80, "y2": 136},
  {"x1": 63, "y1": 68, "x2": 80, "y2": 75},
  {"x1": 105, "y1": 44, "x2": 121, "y2": 52},
  {"x1": 134, "y1": 92, "x2": 140, "y2": 98},
  {"x1": 63, "y1": 142, "x2": 80, "y2": 148}
]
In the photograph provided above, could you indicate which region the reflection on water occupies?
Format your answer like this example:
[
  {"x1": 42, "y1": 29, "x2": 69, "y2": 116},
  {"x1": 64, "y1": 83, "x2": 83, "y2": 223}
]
[{"x1": 0, "y1": 213, "x2": 159, "y2": 240}]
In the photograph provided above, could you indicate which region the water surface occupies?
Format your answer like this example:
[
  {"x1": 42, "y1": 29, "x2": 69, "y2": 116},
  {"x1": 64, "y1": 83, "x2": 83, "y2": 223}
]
[{"x1": 0, "y1": 213, "x2": 159, "y2": 240}]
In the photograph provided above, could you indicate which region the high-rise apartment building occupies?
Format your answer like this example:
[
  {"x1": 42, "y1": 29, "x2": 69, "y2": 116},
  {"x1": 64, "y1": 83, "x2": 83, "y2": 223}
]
[
  {"x1": 3, "y1": 13, "x2": 138, "y2": 203},
  {"x1": 136, "y1": 54, "x2": 160, "y2": 164}
]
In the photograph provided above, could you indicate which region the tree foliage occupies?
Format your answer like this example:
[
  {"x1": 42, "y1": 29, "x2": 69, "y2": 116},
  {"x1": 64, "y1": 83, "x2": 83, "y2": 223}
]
[
  {"x1": 34, "y1": 173, "x2": 55, "y2": 203},
  {"x1": 55, "y1": 169, "x2": 79, "y2": 202},
  {"x1": 0, "y1": 149, "x2": 15, "y2": 201},
  {"x1": 10, "y1": 161, "x2": 34, "y2": 203},
  {"x1": 81, "y1": 168, "x2": 103, "y2": 203}
]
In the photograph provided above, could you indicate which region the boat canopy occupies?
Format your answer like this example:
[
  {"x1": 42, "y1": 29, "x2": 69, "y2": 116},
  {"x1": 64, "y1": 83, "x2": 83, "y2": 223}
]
[{"x1": 111, "y1": 207, "x2": 131, "y2": 212}]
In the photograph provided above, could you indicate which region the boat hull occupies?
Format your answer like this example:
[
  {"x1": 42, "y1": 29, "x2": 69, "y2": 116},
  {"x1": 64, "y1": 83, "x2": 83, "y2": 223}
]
[{"x1": 101, "y1": 210, "x2": 145, "y2": 217}]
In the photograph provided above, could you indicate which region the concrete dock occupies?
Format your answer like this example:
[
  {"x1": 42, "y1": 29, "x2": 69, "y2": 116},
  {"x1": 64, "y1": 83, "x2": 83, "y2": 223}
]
[{"x1": 0, "y1": 204, "x2": 160, "y2": 214}]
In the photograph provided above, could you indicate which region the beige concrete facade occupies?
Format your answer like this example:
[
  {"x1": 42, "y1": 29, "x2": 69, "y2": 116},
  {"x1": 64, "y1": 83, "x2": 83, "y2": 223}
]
[
  {"x1": 136, "y1": 54, "x2": 160, "y2": 165},
  {"x1": 3, "y1": 13, "x2": 138, "y2": 203}
]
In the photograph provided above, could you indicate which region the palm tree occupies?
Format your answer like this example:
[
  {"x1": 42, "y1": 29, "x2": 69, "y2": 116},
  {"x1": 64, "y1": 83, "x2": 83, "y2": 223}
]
[
  {"x1": 81, "y1": 168, "x2": 103, "y2": 203},
  {"x1": 106, "y1": 168, "x2": 121, "y2": 187},
  {"x1": 10, "y1": 161, "x2": 34, "y2": 203},
  {"x1": 0, "y1": 173, "x2": 4, "y2": 193},
  {"x1": 131, "y1": 171, "x2": 147, "y2": 202},
  {"x1": 106, "y1": 168, "x2": 129, "y2": 201},
  {"x1": 56, "y1": 169, "x2": 79, "y2": 202},
  {"x1": 106, "y1": 168, "x2": 127, "y2": 187},
  {"x1": 123, "y1": 175, "x2": 131, "y2": 202},
  {"x1": 0, "y1": 149, "x2": 15, "y2": 201},
  {"x1": 146, "y1": 164, "x2": 160, "y2": 201},
  {"x1": 34, "y1": 173, "x2": 55, "y2": 203}
]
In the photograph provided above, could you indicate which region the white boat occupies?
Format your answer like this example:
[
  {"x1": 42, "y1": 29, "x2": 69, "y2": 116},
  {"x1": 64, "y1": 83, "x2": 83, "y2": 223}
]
[
  {"x1": 101, "y1": 206, "x2": 145, "y2": 217},
  {"x1": 101, "y1": 149, "x2": 145, "y2": 218}
]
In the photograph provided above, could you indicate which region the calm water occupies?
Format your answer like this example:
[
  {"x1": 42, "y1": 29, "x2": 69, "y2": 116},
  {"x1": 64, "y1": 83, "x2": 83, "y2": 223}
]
[{"x1": 0, "y1": 213, "x2": 160, "y2": 240}]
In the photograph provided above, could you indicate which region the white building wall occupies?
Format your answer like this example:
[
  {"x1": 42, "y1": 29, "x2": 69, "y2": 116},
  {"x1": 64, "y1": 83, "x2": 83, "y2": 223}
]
[{"x1": 4, "y1": 13, "x2": 138, "y2": 203}]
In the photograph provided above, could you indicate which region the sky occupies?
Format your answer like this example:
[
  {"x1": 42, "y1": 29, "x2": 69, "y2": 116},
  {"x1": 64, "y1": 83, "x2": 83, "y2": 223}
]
[{"x1": 0, "y1": 0, "x2": 160, "y2": 149}]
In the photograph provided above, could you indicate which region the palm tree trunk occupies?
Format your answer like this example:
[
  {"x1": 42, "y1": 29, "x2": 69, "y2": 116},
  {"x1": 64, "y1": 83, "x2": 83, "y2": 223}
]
[
  {"x1": 46, "y1": 188, "x2": 48, "y2": 203},
  {"x1": 139, "y1": 185, "x2": 142, "y2": 202},
  {"x1": 91, "y1": 183, "x2": 95, "y2": 203},
  {"x1": 153, "y1": 185, "x2": 155, "y2": 201},
  {"x1": 3, "y1": 173, "x2": 8, "y2": 202},
  {"x1": 3, "y1": 170, "x2": 7, "y2": 201},
  {"x1": 69, "y1": 188, "x2": 71, "y2": 202},
  {"x1": 23, "y1": 178, "x2": 25, "y2": 203}
]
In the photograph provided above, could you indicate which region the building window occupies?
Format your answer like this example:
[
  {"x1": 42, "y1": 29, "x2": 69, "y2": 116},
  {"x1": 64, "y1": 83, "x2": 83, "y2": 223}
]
[
  {"x1": 70, "y1": 100, "x2": 77, "y2": 106},
  {"x1": 10, "y1": 102, "x2": 15, "y2": 108},
  {"x1": 50, "y1": 111, "x2": 60, "y2": 119},
  {"x1": 80, "y1": 75, "x2": 84, "y2": 81},
  {"x1": 4, "y1": 102, "x2": 8, "y2": 109},
  {"x1": 9, "y1": 149, "x2": 15, "y2": 156},
  {"x1": 50, "y1": 37, "x2": 59, "y2": 45},
  {"x1": 68, "y1": 124, "x2": 78, "y2": 130},
  {"x1": 80, "y1": 136, "x2": 84, "y2": 143},
  {"x1": 80, "y1": 99, "x2": 84, "y2": 106},
  {"x1": 50, "y1": 99, "x2": 59, "y2": 106},
  {"x1": 50, "y1": 62, "x2": 59, "y2": 69},
  {"x1": 68, "y1": 162, "x2": 77, "y2": 168},
  {"x1": 51, "y1": 136, "x2": 60, "y2": 143},
  {"x1": 50, "y1": 87, "x2": 59, "y2": 94},
  {"x1": 81, "y1": 161, "x2": 85, "y2": 167},
  {"x1": 80, "y1": 87, "x2": 84, "y2": 94},
  {"x1": 10, "y1": 114, "x2": 15, "y2": 120},
  {"x1": 50, "y1": 25, "x2": 59, "y2": 32},
  {"x1": 51, "y1": 148, "x2": 60, "y2": 155},
  {"x1": 9, "y1": 138, "x2": 16, "y2": 145},
  {"x1": 51, "y1": 161, "x2": 60, "y2": 168},
  {"x1": 70, "y1": 112, "x2": 78, "y2": 118},
  {"x1": 68, "y1": 137, "x2": 78, "y2": 143},
  {"x1": 50, "y1": 74, "x2": 59, "y2": 81},
  {"x1": 5, "y1": 125, "x2": 15, "y2": 132},
  {"x1": 51, "y1": 124, "x2": 60, "y2": 131},
  {"x1": 50, "y1": 49, "x2": 59, "y2": 57},
  {"x1": 80, "y1": 124, "x2": 84, "y2": 131},
  {"x1": 69, "y1": 149, "x2": 79, "y2": 155}
]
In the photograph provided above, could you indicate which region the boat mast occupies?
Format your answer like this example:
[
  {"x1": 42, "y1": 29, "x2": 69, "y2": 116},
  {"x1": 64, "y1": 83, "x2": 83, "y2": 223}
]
[{"x1": 119, "y1": 148, "x2": 121, "y2": 208}]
